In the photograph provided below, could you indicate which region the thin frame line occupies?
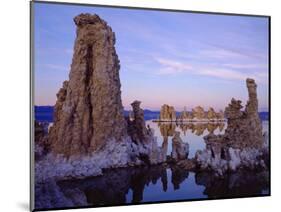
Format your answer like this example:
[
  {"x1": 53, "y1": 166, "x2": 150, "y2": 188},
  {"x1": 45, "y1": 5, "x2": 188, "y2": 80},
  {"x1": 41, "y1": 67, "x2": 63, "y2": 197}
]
[{"x1": 30, "y1": 0, "x2": 271, "y2": 211}]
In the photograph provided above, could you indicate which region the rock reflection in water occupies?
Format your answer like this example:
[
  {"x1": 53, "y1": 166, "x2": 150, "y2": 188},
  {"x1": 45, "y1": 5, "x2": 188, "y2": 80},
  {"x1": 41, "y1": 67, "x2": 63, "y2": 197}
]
[
  {"x1": 158, "y1": 122, "x2": 225, "y2": 137},
  {"x1": 195, "y1": 170, "x2": 269, "y2": 198},
  {"x1": 155, "y1": 122, "x2": 226, "y2": 158},
  {"x1": 36, "y1": 165, "x2": 269, "y2": 209},
  {"x1": 56, "y1": 165, "x2": 190, "y2": 206}
]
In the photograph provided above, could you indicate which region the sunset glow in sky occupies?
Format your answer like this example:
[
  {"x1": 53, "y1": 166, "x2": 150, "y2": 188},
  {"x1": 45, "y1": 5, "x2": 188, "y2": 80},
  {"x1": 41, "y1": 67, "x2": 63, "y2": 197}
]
[{"x1": 34, "y1": 2, "x2": 269, "y2": 111}]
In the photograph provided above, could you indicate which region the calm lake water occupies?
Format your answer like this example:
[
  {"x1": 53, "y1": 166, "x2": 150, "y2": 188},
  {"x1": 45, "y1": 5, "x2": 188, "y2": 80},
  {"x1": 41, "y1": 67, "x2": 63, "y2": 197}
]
[
  {"x1": 38, "y1": 120, "x2": 269, "y2": 209},
  {"x1": 148, "y1": 120, "x2": 269, "y2": 158}
]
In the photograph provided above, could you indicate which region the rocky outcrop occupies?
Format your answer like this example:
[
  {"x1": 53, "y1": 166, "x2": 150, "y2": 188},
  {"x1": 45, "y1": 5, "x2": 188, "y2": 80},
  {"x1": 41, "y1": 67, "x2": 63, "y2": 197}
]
[
  {"x1": 49, "y1": 13, "x2": 127, "y2": 156},
  {"x1": 195, "y1": 79, "x2": 268, "y2": 176},
  {"x1": 35, "y1": 14, "x2": 166, "y2": 182},
  {"x1": 35, "y1": 121, "x2": 50, "y2": 160},
  {"x1": 160, "y1": 104, "x2": 176, "y2": 121},
  {"x1": 216, "y1": 110, "x2": 224, "y2": 120},
  {"x1": 177, "y1": 106, "x2": 193, "y2": 122},
  {"x1": 207, "y1": 107, "x2": 217, "y2": 120},
  {"x1": 171, "y1": 131, "x2": 189, "y2": 160},
  {"x1": 127, "y1": 101, "x2": 166, "y2": 165},
  {"x1": 192, "y1": 106, "x2": 206, "y2": 120},
  {"x1": 128, "y1": 101, "x2": 151, "y2": 145},
  {"x1": 176, "y1": 158, "x2": 196, "y2": 170}
]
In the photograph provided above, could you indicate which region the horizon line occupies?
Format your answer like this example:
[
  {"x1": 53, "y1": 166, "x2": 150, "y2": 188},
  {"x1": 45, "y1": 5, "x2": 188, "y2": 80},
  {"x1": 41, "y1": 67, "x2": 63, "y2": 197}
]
[{"x1": 34, "y1": 105, "x2": 269, "y2": 112}]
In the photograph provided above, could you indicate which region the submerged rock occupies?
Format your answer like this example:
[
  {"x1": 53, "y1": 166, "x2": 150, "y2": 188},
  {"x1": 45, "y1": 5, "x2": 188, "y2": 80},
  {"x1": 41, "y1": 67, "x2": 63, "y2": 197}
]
[{"x1": 195, "y1": 78, "x2": 268, "y2": 175}]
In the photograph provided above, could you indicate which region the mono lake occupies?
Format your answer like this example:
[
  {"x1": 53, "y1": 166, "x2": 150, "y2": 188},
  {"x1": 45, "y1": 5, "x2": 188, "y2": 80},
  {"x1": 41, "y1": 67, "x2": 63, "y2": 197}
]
[
  {"x1": 54, "y1": 163, "x2": 269, "y2": 207},
  {"x1": 35, "y1": 120, "x2": 269, "y2": 208},
  {"x1": 147, "y1": 120, "x2": 269, "y2": 158}
]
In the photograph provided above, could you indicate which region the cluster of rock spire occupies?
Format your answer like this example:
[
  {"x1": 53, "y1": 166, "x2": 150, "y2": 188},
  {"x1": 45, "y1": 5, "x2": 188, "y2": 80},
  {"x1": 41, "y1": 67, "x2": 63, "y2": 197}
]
[
  {"x1": 159, "y1": 105, "x2": 224, "y2": 122},
  {"x1": 195, "y1": 78, "x2": 267, "y2": 175},
  {"x1": 34, "y1": 13, "x2": 267, "y2": 182}
]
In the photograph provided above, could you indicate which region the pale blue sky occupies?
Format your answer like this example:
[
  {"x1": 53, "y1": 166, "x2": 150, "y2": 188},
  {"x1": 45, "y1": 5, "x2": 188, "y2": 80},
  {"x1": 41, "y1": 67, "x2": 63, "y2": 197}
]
[{"x1": 34, "y1": 2, "x2": 269, "y2": 111}]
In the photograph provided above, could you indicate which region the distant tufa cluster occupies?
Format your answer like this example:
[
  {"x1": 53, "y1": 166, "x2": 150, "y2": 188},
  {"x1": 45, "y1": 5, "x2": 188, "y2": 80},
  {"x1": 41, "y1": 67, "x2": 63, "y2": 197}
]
[
  {"x1": 159, "y1": 105, "x2": 224, "y2": 122},
  {"x1": 160, "y1": 104, "x2": 177, "y2": 121}
]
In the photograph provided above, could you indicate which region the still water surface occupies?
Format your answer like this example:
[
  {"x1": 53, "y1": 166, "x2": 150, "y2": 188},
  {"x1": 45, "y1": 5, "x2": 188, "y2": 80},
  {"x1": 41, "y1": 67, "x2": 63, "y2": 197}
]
[{"x1": 52, "y1": 121, "x2": 269, "y2": 207}]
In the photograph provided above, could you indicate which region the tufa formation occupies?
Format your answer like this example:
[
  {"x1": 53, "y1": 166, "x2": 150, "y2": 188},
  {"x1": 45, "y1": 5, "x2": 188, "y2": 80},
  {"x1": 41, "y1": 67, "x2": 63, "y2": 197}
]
[
  {"x1": 49, "y1": 14, "x2": 127, "y2": 157},
  {"x1": 160, "y1": 104, "x2": 176, "y2": 121},
  {"x1": 195, "y1": 78, "x2": 267, "y2": 175},
  {"x1": 36, "y1": 14, "x2": 167, "y2": 182},
  {"x1": 192, "y1": 106, "x2": 206, "y2": 120}
]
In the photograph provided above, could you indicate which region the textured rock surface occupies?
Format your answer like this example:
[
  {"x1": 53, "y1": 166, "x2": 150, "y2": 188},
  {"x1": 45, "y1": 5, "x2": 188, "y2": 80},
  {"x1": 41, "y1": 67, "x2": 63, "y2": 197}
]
[
  {"x1": 192, "y1": 106, "x2": 206, "y2": 120},
  {"x1": 127, "y1": 101, "x2": 151, "y2": 145},
  {"x1": 49, "y1": 13, "x2": 127, "y2": 156},
  {"x1": 207, "y1": 107, "x2": 217, "y2": 120},
  {"x1": 36, "y1": 14, "x2": 167, "y2": 182},
  {"x1": 177, "y1": 106, "x2": 192, "y2": 121},
  {"x1": 216, "y1": 110, "x2": 225, "y2": 120},
  {"x1": 177, "y1": 159, "x2": 196, "y2": 170},
  {"x1": 127, "y1": 101, "x2": 166, "y2": 165},
  {"x1": 35, "y1": 121, "x2": 50, "y2": 160},
  {"x1": 195, "y1": 79, "x2": 268, "y2": 175},
  {"x1": 160, "y1": 104, "x2": 176, "y2": 121},
  {"x1": 171, "y1": 131, "x2": 189, "y2": 160}
]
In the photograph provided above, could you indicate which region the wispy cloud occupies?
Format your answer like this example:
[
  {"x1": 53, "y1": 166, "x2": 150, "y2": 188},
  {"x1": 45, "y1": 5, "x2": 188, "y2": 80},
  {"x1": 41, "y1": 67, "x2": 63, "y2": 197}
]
[
  {"x1": 199, "y1": 68, "x2": 249, "y2": 81},
  {"x1": 155, "y1": 58, "x2": 193, "y2": 75},
  {"x1": 154, "y1": 57, "x2": 267, "y2": 84},
  {"x1": 202, "y1": 43, "x2": 267, "y2": 60},
  {"x1": 200, "y1": 48, "x2": 249, "y2": 60}
]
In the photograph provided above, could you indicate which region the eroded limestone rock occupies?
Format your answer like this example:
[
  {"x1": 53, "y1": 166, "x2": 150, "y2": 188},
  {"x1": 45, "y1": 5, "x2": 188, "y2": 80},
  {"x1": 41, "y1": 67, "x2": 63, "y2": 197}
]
[
  {"x1": 35, "y1": 14, "x2": 165, "y2": 182},
  {"x1": 216, "y1": 110, "x2": 225, "y2": 120},
  {"x1": 35, "y1": 121, "x2": 50, "y2": 160},
  {"x1": 49, "y1": 13, "x2": 127, "y2": 156},
  {"x1": 195, "y1": 78, "x2": 267, "y2": 176},
  {"x1": 127, "y1": 101, "x2": 151, "y2": 145},
  {"x1": 207, "y1": 107, "x2": 217, "y2": 120},
  {"x1": 160, "y1": 104, "x2": 176, "y2": 121},
  {"x1": 177, "y1": 106, "x2": 192, "y2": 121},
  {"x1": 127, "y1": 101, "x2": 166, "y2": 165},
  {"x1": 192, "y1": 106, "x2": 206, "y2": 120}
]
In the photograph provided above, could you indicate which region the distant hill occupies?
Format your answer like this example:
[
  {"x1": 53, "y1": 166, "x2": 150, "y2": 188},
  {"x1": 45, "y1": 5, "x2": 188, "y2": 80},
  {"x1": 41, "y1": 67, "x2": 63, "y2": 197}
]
[
  {"x1": 34, "y1": 106, "x2": 269, "y2": 122},
  {"x1": 259, "y1": 112, "x2": 269, "y2": 121},
  {"x1": 34, "y1": 106, "x2": 54, "y2": 122}
]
